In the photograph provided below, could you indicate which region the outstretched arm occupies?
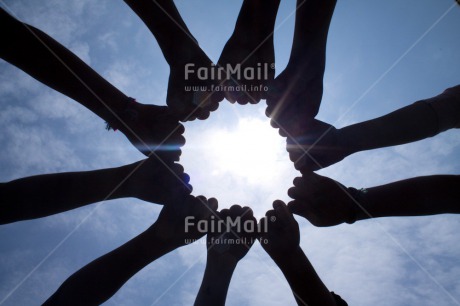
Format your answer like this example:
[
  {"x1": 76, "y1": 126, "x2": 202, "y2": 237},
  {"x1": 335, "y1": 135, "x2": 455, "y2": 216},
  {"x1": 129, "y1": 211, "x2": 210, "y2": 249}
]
[
  {"x1": 195, "y1": 205, "x2": 257, "y2": 306},
  {"x1": 266, "y1": 0, "x2": 337, "y2": 134},
  {"x1": 339, "y1": 85, "x2": 460, "y2": 153},
  {"x1": 123, "y1": 0, "x2": 218, "y2": 120},
  {"x1": 288, "y1": 173, "x2": 460, "y2": 227},
  {"x1": 216, "y1": 0, "x2": 280, "y2": 104},
  {"x1": 43, "y1": 195, "x2": 218, "y2": 305},
  {"x1": 0, "y1": 158, "x2": 191, "y2": 224},
  {"x1": 259, "y1": 201, "x2": 343, "y2": 306},
  {"x1": 0, "y1": 7, "x2": 127, "y2": 127},
  {"x1": 287, "y1": 85, "x2": 460, "y2": 172},
  {"x1": 0, "y1": 8, "x2": 185, "y2": 157}
]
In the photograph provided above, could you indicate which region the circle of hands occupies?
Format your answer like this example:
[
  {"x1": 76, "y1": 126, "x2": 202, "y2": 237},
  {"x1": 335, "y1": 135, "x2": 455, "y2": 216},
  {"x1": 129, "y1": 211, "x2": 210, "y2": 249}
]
[
  {"x1": 4, "y1": 1, "x2": 459, "y2": 305},
  {"x1": 116, "y1": 3, "x2": 356, "y2": 303}
]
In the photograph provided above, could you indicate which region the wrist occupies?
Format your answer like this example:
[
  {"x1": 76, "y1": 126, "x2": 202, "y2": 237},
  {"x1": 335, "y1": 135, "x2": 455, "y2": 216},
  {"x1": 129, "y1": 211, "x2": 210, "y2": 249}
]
[
  {"x1": 271, "y1": 246, "x2": 312, "y2": 280},
  {"x1": 105, "y1": 97, "x2": 139, "y2": 132},
  {"x1": 336, "y1": 127, "x2": 356, "y2": 156},
  {"x1": 270, "y1": 245, "x2": 302, "y2": 266},
  {"x1": 207, "y1": 252, "x2": 239, "y2": 271},
  {"x1": 146, "y1": 222, "x2": 185, "y2": 250},
  {"x1": 347, "y1": 187, "x2": 371, "y2": 222},
  {"x1": 105, "y1": 164, "x2": 134, "y2": 200}
]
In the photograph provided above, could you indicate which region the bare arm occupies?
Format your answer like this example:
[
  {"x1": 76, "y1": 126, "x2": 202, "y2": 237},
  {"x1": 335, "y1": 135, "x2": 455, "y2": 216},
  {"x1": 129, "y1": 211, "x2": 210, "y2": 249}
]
[
  {"x1": 43, "y1": 195, "x2": 218, "y2": 305},
  {"x1": 339, "y1": 85, "x2": 460, "y2": 153},
  {"x1": 0, "y1": 8, "x2": 186, "y2": 157},
  {"x1": 0, "y1": 8, "x2": 126, "y2": 125},
  {"x1": 259, "y1": 201, "x2": 339, "y2": 306},
  {"x1": 356, "y1": 174, "x2": 460, "y2": 220},
  {"x1": 195, "y1": 205, "x2": 257, "y2": 306},
  {"x1": 288, "y1": 85, "x2": 460, "y2": 172},
  {"x1": 123, "y1": 0, "x2": 218, "y2": 119},
  {"x1": 0, "y1": 158, "x2": 190, "y2": 224},
  {"x1": 288, "y1": 173, "x2": 460, "y2": 227}
]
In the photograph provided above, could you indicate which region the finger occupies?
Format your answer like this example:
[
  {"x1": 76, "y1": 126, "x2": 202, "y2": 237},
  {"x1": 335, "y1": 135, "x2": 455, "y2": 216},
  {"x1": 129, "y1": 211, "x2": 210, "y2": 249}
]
[
  {"x1": 241, "y1": 206, "x2": 254, "y2": 219},
  {"x1": 170, "y1": 163, "x2": 185, "y2": 175},
  {"x1": 208, "y1": 197, "x2": 219, "y2": 211},
  {"x1": 211, "y1": 91, "x2": 225, "y2": 104},
  {"x1": 265, "y1": 105, "x2": 274, "y2": 118},
  {"x1": 229, "y1": 204, "x2": 243, "y2": 216},
  {"x1": 287, "y1": 200, "x2": 307, "y2": 217},
  {"x1": 278, "y1": 126, "x2": 288, "y2": 137},
  {"x1": 197, "y1": 110, "x2": 210, "y2": 120},
  {"x1": 196, "y1": 195, "x2": 208, "y2": 205},
  {"x1": 293, "y1": 176, "x2": 303, "y2": 187},
  {"x1": 287, "y1": 184, "x2": 312, "y2": 200},
  {"x1": 273, "y1": 200, "x2": 295, "y2": 226},
  {"x1": 219, "y1": 208, "x2": 231, "y2": 219},
  {"x1": 174, "y1": 123, "x2": 186, "y2": 135},
  {"x1": 238, "y1": 93, "x2": 250, "y2": 105},
  {"x1": 250, "y1": 91, "x2": 260, "y2": 104},
  {"x1": 168, "y1": 134, "x2": 186, "y2": 147},
  {"x1": 265, "y1": 209, "x2": 275, "y2": 218},
  {"x1": 270, "y1": 118, "x2": 279, "y2": 129},
  {"x1": 287, "y1": 186, "x2": 299, "y2": 199}
]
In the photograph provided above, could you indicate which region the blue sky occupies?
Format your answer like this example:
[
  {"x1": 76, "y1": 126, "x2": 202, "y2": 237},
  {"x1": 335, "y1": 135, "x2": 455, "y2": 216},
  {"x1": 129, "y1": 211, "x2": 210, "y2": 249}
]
[{"x1": 0, "y1": 0, "x2": 460, "y2": 305}]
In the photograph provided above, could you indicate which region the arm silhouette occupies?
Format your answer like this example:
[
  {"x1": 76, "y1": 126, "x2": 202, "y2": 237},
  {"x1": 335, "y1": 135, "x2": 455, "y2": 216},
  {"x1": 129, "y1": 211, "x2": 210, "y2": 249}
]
[
  {"x1": 0, "y1": 158, "x2": 191, "y2": 224},
  {"x1": 43, "y1": 195, "x2": 218, "y2": 305},
  {"x1": 288, "y1": 172, "x2": 460, "y2": 227}
]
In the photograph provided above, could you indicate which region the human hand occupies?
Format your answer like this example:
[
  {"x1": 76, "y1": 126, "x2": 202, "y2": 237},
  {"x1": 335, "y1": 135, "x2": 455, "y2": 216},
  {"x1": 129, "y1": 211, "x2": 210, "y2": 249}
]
[
  {"x1": 258, "y1": 200, "x2": 300, "y2": 260},
  {"x1": 123, "y1": 157, "x2": 192, "y2": 204},
  {"x1": 215, "y1": 34, "x2": 275, "y2": 105},
  {"x1": 167, "y1": 57, "x2": 220, "y2": 121},
  {"x1": 207, "y1": 205, "x2": 257, "y2": 263},
  {"x1": 115, "y1": 101, "x2": 186, "y2": 160},
  {"x1": 265, "y1": 67, "x2": 323, "y2": 135},
  {"x1": 285, "y1": 119, "x2": 350, "y2": 172},
  {"x1": 151, "y1": 195, "x2": 218, "y2": 246},
  {"x1": 288, "y1": 173, "x2": 360, "y2": 226}
]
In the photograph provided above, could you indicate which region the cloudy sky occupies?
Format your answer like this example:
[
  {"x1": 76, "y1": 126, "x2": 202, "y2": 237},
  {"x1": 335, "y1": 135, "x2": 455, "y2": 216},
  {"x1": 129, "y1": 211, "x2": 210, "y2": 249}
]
[{"x1": 0, "y1": 0, "x2": 459, "y2": 305}]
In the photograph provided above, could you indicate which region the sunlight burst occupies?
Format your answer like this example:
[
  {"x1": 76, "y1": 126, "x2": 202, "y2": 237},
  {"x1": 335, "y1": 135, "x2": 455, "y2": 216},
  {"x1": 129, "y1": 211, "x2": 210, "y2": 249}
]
[{"x1": 204, "y1": 117, "x2": 286, "y2": 184}]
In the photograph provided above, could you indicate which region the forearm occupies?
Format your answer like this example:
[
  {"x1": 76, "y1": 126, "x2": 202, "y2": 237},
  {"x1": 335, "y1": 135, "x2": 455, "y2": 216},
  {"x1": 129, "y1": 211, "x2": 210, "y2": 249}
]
[
  {"x1": 356, "y1": 175, "x2": 460, "y2": 221},
  {"x1": 233, "y1": 0, "x2": 281, "y2": 38},
  {"x1": 272, "y1": 246, "x2": 336, "y2": 306},
  {"x1": 194, "y1": 255, "x2": 238, "y2": 306},
  {"x1": 123, "y1": 0, "x2": 197, "y2": 64},
  {"x1": 43, "y1": 225, "x2": 179, "y2": 305},
  {"x1": 0, "y1": 165, "x2": 133, "y2": 224},
  {"x1": 289, "y1": 0, "x2": 336, "y2": 67},
  {"x1": 339, "y1": 87, "x2": 460, "y2": 153},
  {"x1": 0, "y1": 9, "x2": 127, "y2": 123}
]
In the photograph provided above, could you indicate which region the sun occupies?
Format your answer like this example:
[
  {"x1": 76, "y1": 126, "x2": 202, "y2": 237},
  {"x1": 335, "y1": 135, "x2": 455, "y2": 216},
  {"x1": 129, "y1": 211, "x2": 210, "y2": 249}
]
[
  {"x1": 181, "y1": 102, "x2": 295, "y2": 214},
  {"x1": 204, "y1": 116, "x2": 286, "y2": 184}
]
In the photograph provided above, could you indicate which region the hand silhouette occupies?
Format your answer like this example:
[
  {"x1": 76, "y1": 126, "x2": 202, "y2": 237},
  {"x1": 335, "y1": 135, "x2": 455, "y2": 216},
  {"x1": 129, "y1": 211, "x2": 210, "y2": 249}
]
[
  {"x1": 207, "y1": 205, "x2": 257, "y2": 262},
  {"x1": 123, "y1": 157, "x2": 192, "y2": 204},
  {"x1": 216, "y1": 35, "x2": 275, "y2": 105},
  {"x1": 115, "y1": 102, "x2": 186, "y2": 160},
  {"x1": 258, "y1": 200, "x2": 300, "y2": 259},
  {"x1": 153, "y1": 195, "x2": 218, "y2": 246},
  {"x1": 288, "y1": 173, "x2": 360, "y2": 227},
  {"x1": 215, "y1": 0, "x2": 279, "y2": 105},
  {"x1": 285, "y1": 119, "x2": 350, "y2": 172},
  {"x1": 167, "y1": 57, "x2": 220, "y2": 121}
]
